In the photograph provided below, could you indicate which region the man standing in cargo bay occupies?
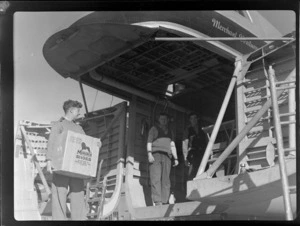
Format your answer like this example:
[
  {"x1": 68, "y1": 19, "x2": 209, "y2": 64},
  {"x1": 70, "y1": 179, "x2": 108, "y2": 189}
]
[
  {"x1": 182, "y1": 112, "x2": 207, "y2": 180},
  {"x1": 46, "y1": 100, "x2": 86, "y2": 220},
  {"x1": 147, "y1": 112, "x2": 179, "y2": 206}
]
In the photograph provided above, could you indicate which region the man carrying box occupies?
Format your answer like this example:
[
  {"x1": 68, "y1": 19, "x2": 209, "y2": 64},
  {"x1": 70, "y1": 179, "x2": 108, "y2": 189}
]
[{"x1": 46, "y1": 100, "x2": 86, "y2": 220}]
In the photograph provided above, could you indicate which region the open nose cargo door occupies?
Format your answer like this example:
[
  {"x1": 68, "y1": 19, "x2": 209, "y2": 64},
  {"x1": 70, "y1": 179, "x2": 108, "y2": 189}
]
[{"x1": 43, "y1": 23, "x2": 159, "y2": 79}]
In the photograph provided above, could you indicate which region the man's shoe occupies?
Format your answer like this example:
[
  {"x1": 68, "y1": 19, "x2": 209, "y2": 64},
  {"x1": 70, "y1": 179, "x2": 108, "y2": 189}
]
[{"x1": 154, "y1": 202, "x2": 162, "y2": 206}]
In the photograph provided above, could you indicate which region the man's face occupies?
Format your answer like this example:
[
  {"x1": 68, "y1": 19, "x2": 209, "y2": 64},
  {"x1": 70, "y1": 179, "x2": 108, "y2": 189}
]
[
  {"x1": 189, "y1": 115, "x2": 198, "y2": 126},
  {"x1": 159, "y1": 115, "x2": 168, "y2": 126},
  {"x1": 69, "y1": 107, "x2": 81, "y2": 120}
]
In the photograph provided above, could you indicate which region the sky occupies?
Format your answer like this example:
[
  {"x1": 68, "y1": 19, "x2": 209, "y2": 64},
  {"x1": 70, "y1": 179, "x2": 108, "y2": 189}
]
[
  {"x1": 14, "y1": 12, "x2": 124, "y2": 128},
  {"x1": 14, "y1": 11, "x2": 295, "y2": 133}
]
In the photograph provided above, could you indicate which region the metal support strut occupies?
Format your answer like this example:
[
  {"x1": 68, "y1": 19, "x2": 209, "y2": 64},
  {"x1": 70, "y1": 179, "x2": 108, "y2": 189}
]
[
  {"x1": 155, "y1": 37, "x2": 294, "y2": 42},
  {"x1": 196, "y1": 59, "x2": 242, "y2": 177},
  {"x1": 268, "y1": 66, "x2": 293, "y2": 220},
  {"x1": 79, "y1": 77, "x2": 89, "y2": 115}
]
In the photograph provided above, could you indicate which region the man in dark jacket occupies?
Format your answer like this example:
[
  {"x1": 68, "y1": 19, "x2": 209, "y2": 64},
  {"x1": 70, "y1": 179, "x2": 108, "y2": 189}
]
[
  {"x1": 182, "y1": 112, "x2": 207, "y2": 180},
  {"x1": 46, "y1": 100, "x2": 86, "y2": 220}
]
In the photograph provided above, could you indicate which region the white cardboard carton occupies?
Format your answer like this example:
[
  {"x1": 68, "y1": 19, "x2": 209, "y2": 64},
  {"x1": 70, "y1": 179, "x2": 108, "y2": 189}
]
[{"x1": 53, "y1": 130, "x2": 101, "y2": 179}]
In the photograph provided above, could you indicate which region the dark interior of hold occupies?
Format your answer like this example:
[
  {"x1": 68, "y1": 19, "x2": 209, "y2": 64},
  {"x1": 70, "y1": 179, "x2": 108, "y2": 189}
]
[{"x1": 91, "y1": 30, "x2": 235, "y2": 122}]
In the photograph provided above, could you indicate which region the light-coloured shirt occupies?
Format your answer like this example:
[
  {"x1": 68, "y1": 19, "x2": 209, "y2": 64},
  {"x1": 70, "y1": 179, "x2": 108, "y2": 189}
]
[{"x1": 147, "y1": 125, "x2": 174, "y2": 155}]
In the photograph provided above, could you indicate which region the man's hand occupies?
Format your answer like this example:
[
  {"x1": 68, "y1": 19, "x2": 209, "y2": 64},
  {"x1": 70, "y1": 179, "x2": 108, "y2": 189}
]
[
  {"x1": 148, "y1": 153, "x2": 155, "y2": 163},
  {"x1": 184, "y1": 159, "x2": 190, "y2": 167},
  {"x1": 46, "y1": 160, "x2": 53, "y2": 174},
  {"x1": 173, "y1": 159, "x2": 179, "y2": 167}
]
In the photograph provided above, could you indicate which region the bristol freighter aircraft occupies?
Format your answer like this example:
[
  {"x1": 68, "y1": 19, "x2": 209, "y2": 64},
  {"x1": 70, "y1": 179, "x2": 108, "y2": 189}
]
[{"x1": 15, "y1": 11, "x2": 296, "y2": 220}]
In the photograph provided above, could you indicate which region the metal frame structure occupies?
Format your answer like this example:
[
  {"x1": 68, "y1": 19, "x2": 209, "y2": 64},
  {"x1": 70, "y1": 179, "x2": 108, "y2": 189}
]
[
  {"x1": 155, "y1": 37, "x2": 294, "y2": 41},
  {"x1": 196, "y1": 59, "x2": 242, "y2": 176},
  {"x1": 79, "y1": 77, "x2": 89, "y2": 115}
]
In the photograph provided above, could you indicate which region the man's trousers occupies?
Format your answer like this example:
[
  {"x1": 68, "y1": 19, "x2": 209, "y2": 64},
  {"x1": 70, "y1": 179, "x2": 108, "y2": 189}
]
[
  {"x1": 187, "y1": 148, "x2": 204, "y2": 180},
  {"x1": 51, "y1": 173, "x2": 85, "y2": 220},
  {"x1": 149, "y1": 152, "x2": 171, "y2": 204}
]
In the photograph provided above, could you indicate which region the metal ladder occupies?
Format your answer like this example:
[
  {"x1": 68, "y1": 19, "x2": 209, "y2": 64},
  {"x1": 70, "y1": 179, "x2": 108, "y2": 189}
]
[
  {"x1": 239, "y1": 63, "x2": 296, "y2": 171},
  {"x1": 267, "y1": 65, "x2": 295, "y2": 220},
  {"x1": 85, "y1": 159, "x2": 107, "y2": 220}
]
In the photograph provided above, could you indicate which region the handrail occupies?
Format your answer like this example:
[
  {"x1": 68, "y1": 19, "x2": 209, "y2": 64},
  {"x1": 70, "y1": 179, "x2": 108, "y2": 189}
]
[
  {"x1": 202, "y1": 120, "x2": 235, "y2": 134},
  {"x1": 20, "y1": 126, "x2": 51, "y2": 197}
]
